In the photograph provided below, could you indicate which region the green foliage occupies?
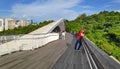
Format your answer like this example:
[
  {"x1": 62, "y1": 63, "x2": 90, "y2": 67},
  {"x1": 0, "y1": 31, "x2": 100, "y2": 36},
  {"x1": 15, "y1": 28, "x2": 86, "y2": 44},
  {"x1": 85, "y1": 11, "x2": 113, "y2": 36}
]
[
  {"x1": 66, "y1": 11, "x2": 120, "y2": 61},
  {"x1": 0, "y1": 20, "x2": 53, "y2": 35}
]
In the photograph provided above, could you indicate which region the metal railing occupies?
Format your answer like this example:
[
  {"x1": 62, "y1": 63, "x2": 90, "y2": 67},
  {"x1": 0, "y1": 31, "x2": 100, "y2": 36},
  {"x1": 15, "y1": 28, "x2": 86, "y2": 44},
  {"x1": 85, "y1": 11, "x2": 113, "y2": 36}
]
[
  {"x1": 82, "y1": 39, "x2": 98, "y2": 69},
  {"x1": 82, "y1": 37, "x2": 120, "y2": 69}
]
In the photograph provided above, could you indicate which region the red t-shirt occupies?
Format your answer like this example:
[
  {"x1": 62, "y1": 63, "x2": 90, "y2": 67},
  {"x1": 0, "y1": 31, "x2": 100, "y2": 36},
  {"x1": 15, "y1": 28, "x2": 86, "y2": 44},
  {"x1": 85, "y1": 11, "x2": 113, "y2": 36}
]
[{"x1": 77, "y1": 30, "x2": 84, "y2": 39}]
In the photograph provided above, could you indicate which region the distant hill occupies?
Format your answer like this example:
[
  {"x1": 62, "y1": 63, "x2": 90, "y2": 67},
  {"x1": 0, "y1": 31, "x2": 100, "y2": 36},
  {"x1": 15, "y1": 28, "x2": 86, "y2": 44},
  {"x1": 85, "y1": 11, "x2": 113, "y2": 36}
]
[{"x1": 66, "y1": 11, "x2": 120, "y2": 61}]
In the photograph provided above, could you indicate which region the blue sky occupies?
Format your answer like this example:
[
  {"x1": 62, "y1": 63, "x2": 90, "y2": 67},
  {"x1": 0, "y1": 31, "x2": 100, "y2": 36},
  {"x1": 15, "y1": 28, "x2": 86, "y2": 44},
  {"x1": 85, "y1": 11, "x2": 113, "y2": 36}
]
[{"x1": 0, "y1": 0, "x2": 120, "y2": 22}]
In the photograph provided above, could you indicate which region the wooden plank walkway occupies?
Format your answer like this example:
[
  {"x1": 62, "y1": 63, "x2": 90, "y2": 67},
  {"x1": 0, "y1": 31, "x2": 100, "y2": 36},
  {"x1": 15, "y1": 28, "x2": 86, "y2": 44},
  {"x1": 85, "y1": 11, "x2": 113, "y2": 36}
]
[
  {"x1": 0, "y1": 33, "x2": 90, "y2": 69},
  {"x1": 52, "y1": 33, "x2": 90, "y2": 69}
]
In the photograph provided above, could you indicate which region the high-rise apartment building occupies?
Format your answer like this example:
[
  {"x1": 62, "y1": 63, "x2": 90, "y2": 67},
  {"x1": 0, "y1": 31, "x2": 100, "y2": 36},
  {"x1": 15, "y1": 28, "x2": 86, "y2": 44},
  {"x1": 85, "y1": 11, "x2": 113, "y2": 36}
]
[
  {"x1": 18, "y1": 20, "x2": 28, "y2": 27},
  {"x1": 0, "y1": 18, "x2": 30, "y2": 32},
  {"x1": 8, "y1": 19, "x2": 16, "y2": 29},
  {"x1": 0, "y1": 18, "x2": 4, "y2": 31},
  {"x1": 5, "y1": 18, "x2": 15, "y2": 30}
]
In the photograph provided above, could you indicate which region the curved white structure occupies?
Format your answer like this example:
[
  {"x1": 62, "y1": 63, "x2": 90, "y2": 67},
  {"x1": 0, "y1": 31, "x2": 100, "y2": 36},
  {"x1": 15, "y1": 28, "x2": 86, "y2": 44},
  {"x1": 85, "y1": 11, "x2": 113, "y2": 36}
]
[{"x1": 0, "y1": 19, "x2": 65, "y2": 56}]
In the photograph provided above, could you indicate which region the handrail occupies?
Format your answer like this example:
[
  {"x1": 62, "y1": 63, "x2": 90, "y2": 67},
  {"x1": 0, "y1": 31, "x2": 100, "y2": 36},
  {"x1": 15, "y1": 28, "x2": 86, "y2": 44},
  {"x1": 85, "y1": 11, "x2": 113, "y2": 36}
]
[
  {"x1": 82, "y1": 40, "x2": 94, "y2": 69},
  {"x1": 82, "y1": 37, "x2": 120, "y2": 69},
  {"x1": 82, "y1": 37, "x2": 98, "y2": 69}
]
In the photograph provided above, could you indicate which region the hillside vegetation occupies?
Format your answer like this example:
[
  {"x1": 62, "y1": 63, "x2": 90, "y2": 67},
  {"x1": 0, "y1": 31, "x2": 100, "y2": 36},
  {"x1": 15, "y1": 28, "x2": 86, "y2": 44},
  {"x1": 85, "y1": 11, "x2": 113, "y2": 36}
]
[
  {"x1": 66, "y1": 11, "x2": 120, "y2": 61},
  {"x1": 0, "y1": 20, "x2": 53, "y2": 35}
]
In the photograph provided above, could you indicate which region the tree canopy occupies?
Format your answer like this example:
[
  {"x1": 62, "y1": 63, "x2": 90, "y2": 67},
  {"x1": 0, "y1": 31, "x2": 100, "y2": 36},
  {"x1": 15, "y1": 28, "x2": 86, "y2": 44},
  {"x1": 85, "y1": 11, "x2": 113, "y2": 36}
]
[{"x1": 66, "y1": 11, "x2": 120, "y2": 61}]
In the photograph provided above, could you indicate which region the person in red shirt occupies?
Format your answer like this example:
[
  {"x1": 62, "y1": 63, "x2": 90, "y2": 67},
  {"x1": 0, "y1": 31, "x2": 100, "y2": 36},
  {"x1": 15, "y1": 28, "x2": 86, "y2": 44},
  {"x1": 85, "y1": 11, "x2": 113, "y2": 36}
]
[{"x1": 74, "y1": 30, "x2": 84, "y2": 50}]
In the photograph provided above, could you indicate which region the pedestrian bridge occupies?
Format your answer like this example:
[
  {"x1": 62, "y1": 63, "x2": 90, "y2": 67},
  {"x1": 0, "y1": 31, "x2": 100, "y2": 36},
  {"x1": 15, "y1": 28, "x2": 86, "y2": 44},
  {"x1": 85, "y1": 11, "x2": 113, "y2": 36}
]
[
  {"x1": 0, "y1": 19, "x2": 65, "y2": 51},
  {"x1": 0, "y1": 19, "x2": 120, "y2": 69}
]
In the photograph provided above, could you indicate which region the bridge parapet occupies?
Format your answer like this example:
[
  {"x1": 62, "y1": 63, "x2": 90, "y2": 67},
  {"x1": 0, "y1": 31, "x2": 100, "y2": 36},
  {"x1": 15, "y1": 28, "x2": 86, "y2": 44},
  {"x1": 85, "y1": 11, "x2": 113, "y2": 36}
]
[
  {"x1": 0, "y1": 33, "x2": 59, "y2": 56},
  {"x1": 82, "y1": 37, "x2": 120, "y2": 69},
  {"x1": 0, "y1": 19, "x2": 66, "y2": 56}
]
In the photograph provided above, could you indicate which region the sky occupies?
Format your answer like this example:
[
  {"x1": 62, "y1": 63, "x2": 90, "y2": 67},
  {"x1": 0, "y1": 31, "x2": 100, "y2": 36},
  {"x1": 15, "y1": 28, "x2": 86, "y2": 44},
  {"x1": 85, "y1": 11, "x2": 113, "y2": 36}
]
[{"x1": 0, "y1": 0, "x2": 120, "y2": 22}]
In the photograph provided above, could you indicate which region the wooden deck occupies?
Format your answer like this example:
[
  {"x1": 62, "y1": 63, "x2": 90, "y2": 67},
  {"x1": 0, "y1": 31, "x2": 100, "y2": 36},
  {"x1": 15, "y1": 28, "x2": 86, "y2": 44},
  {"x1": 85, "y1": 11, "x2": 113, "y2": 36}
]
[
  {"x1": 0, "y1": 33, "x2": 90, "y2": 69},
  {"x1": 52, "y1": 33, "x2": 90, "y2": 69}
]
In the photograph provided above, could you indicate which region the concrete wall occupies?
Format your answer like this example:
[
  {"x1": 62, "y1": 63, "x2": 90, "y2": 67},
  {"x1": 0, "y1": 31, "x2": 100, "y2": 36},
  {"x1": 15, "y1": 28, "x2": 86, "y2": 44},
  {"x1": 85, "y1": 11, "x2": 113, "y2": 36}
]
[
  {"x1": 0, "y1": 33, "x2": 59, "y2": 56},
  {"x1": 58, "y1": 19, "x2": 65, "y2": 32},
  {"x1": 48, "y1": 19, "x2": 65, "y2": 33}
]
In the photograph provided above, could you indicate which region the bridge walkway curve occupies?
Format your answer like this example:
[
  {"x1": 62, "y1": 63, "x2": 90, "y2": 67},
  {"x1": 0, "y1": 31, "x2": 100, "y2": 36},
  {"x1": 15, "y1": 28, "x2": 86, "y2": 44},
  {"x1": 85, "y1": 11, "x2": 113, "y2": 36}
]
[{"x1": 0, "y1": 33, "x2": 90, "y2": 69}]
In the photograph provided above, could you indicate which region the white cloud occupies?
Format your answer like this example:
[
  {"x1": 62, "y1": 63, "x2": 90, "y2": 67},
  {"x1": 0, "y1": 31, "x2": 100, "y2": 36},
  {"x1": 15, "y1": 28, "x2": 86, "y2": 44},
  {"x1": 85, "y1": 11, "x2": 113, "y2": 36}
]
[
  {"x1": 79, "y1": 10, "x2": 98, "y2": 15},
  {"x1": 113, "y1": 0, "x2": 120, "y2": 3},
  {"x1": 114, "y1": 10, "x2": 120, "y2": 12},
  {"x1": 109, "y1": 0, "x2": 120, "y2": 4},
  {"x1": 11, "y1": 0, "x2": 83, "y2": 22}
]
